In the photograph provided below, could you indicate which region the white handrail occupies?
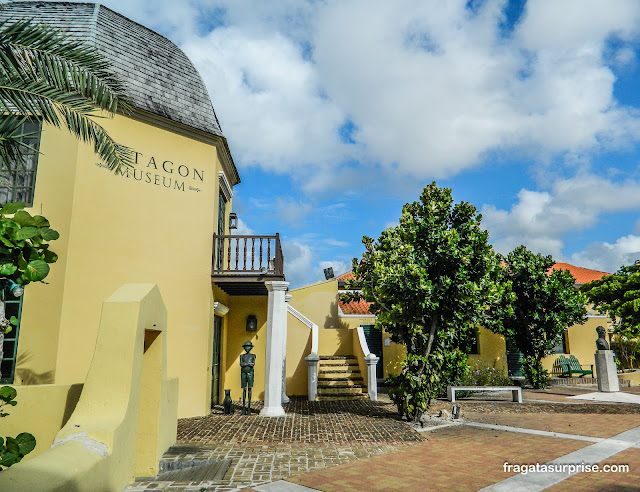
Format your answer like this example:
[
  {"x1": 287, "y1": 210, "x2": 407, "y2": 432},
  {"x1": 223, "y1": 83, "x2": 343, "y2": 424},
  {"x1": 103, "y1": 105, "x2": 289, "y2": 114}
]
[
  {"x1": 356, "y1": 326, "x2": 371, "y2": 356},
  {"x1": 287, "y1": 304, "x2": 318, "y2": 355},
  {"x1": 356, "y1": 326, "x2": 379, "y2": 401}
]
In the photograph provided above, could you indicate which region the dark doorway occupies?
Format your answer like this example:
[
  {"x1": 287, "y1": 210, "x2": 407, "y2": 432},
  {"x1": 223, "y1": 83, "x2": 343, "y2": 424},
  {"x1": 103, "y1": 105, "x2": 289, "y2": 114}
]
[
  {"x1": 362, "y1": 325, "x2": 383, "y2": 379},
  {"x1": 211, "y1": 315, "x2": 223, "y2": 406},
  {"x1": 505, "y1": 336, "x2": 524, "y2": 378}
]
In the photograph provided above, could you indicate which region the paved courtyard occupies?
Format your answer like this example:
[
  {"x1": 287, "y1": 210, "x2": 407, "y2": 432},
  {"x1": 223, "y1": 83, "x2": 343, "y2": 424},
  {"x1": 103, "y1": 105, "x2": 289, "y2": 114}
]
[{"x1": 125, "y1": 387, "x2": 640, "y2": 492}]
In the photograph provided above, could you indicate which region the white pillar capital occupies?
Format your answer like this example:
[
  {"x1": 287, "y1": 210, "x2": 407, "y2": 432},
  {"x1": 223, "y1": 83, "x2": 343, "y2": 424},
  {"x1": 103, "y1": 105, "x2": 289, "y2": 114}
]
[
  {"x1": 285, "y1": 294, "x2": 293, "y2": 303},
  {"x1": 266, "y1": 281, "x2": 289, "y2": 292}
]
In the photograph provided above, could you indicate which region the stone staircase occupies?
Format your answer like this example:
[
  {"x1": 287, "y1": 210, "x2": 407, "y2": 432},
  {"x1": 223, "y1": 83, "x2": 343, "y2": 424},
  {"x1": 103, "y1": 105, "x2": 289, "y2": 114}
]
[{"x1": 317, "y1": 356, "x2": 368, "y2": 401}]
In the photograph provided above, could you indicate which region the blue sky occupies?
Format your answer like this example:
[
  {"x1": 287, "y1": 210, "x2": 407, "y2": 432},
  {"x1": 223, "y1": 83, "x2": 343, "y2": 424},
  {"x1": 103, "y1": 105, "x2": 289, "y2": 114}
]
[{"x1": 64, "y1": 0, "x2": 640, "y2": 287}]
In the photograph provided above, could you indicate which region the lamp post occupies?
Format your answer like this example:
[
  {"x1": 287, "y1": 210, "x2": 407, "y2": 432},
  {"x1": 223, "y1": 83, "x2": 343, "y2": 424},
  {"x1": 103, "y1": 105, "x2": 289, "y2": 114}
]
[{"x1": 0, "y1": 279, "x2": 24, "y2": 381}]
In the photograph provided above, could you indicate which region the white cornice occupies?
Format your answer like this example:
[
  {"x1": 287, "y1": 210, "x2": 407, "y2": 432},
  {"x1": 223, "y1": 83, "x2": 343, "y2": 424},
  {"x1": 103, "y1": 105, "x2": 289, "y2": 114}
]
[{"x1": 219, "y1": 171, "x2": 233, "y2": 202}]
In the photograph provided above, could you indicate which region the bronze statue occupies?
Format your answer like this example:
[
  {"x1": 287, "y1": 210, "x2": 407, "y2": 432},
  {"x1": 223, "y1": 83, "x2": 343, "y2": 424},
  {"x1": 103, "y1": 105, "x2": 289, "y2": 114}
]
[
  {"x1": 240, "y1": 340, "x2": 256, "y2": 415},
  {"x1": 596, "y1": 325, "x2": 610, "y2": 350},
  {"x1": 223, "y1": 389, "x2": 234, "y2": 415}
]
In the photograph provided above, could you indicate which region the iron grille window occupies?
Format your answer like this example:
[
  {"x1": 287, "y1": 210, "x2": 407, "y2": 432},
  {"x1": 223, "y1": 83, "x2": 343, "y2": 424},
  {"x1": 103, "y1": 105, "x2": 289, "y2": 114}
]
[
  {"x1": 0, "y1": 285, "x2": 24, "y2": 384},
  {"x1": 0, "y1": 120, "x2": 42, "y2": 206}
]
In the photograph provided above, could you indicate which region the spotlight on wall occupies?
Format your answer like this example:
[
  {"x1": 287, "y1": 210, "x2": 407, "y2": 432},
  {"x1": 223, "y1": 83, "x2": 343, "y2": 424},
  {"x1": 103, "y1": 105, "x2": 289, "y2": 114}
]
[
  {"x1": 7, "y1": 279, "x2": 24, "y2": 298},
  {"x1": 229, "y1": 212, "x2": 238, "y2": 230},
  {"x1": 246, "y1": 314, "x2": 257, "y2": 332},
  {"x1": 323, "y1": 267, "x2": 334, "y2": 280}
]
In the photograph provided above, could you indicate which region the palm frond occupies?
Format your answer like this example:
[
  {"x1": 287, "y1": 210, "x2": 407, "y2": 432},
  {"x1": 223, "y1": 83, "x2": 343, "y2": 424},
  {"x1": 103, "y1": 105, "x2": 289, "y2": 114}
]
[
  {"x1": 0, "y1": 19, "x2": 131, "y2": 113},
  {"x1": 0, "y1": 18, "x2": 134, "y2": 170},
  {"x1": 0, "y1": 115, "x2": 35, "y2": 165}
]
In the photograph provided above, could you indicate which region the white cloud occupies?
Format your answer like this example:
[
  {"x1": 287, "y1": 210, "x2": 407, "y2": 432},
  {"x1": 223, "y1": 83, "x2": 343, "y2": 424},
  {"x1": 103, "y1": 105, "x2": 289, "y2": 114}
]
[
  {"x1": 232, "y1": 218, "x2": 253, "y2": 235},
  {"x1": 282, "y1": 240, "x2": 314, "y2": 288},
  {"x1": 313, "y1": 0, "x2": 640, "y2": 179},
  {"x1": 88, "y1": 0, "x2": 640, "y2": 191},
  {"x1": 318, "y1": 260, "x2": 350, "y2": 280},
  {"x1": 482, "y1": 174, "x2": 640, "y2": 257},
  {"x1": 570, "y1": 235, "x2": 640, "y2": 273},
  {"x1": 182, "y1": 27, "x2": 351, "y2": 177}
]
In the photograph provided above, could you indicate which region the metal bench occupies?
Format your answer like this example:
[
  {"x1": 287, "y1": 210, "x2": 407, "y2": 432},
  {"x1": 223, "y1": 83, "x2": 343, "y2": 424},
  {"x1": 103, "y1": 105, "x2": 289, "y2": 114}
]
[
  {"x1": 447, "y1": 385, "x2": 522, "y2": 403},
  {"x1": 557, "y1": 355, "x2": 593, "y2": 377}
]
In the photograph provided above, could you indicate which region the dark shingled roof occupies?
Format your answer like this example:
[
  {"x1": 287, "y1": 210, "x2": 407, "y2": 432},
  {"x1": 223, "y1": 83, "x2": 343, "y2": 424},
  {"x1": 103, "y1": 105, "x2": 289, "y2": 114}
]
[{"x1": 2, "y1": 1, "x2": 225, "y2": 138}]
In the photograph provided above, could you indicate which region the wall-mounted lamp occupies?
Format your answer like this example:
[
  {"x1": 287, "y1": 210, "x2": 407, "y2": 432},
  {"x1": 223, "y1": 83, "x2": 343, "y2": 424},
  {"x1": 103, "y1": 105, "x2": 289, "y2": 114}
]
[
  {"x1": 229, "y1": 212, "x2": 238, "y2": 230},
  {"x1": 246, "y1": 314, "x2": 257, "y2": 332},
  {"x1": 7, "y1": 279, "x2": 24, "y2": 298}
]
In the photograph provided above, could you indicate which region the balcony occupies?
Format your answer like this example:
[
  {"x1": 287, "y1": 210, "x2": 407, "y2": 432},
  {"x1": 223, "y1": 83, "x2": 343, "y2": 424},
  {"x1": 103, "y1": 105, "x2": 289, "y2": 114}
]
[{"x1": 211, "y1": 233, "x2": 285, "y2": 295}]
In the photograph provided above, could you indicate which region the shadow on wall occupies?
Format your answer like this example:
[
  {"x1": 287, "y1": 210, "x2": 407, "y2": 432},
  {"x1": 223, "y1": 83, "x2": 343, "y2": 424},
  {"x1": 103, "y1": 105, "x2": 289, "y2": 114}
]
[
  {"x1": 324, "y1": 301, "x2": 348, "y2": 329},
  {"x1": 286, "y1": 335, "x2": 311, "y2": 396},
  {"x1": 14, "y1": 351, "x2": 55, "y2": 385}
]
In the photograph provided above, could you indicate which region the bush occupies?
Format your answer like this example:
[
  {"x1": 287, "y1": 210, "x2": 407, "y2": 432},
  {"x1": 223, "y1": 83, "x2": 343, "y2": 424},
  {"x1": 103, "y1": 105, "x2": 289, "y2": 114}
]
[
  {"x1": 462, "y1": 364, "x2": 512, "y2": 387},
  {"x1": 522, "y1": 356, "x2": 550, "y2": 389},
  {"x1": 0, "y1": 386, "x2": 36, "y2": 469},
  {"x1": 611, "y1": 339, "x2": 640, "y2": 370}
]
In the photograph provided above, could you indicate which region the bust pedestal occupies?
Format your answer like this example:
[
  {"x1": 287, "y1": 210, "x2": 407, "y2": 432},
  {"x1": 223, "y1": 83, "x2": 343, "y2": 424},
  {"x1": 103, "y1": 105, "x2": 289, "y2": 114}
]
[{"x1": 595, "y1": 350, "x2": 619, "y2": 393}]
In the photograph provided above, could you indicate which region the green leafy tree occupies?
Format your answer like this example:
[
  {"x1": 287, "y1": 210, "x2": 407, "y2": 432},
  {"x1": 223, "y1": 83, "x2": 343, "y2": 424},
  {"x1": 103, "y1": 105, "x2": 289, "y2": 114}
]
[
  {"x1": 0, "y1": 17, "x2": 133, "y2": 170},
  {"x1": 343, "y1": 183, "x2": 501, "y2": 421},
  {"x1": 0, "y1": 202, "x2": 58, "y2": 380},
  {"x1": 490, "y1": 246, "x2": 587, "y2": 388},
  {"x1": 581, "y1": 260, "x2": 640, "y2": 339},
  {"x1": 582, "y1": 261, "x2": 640, "y2": 370},
  {"x1": 0, "y1": 386, "x2": 36, "y2": 469}
]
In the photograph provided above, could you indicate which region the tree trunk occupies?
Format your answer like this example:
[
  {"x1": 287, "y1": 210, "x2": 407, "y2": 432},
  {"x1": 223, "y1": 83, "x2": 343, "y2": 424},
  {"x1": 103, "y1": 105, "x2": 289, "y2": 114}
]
[{"x1": 425, "y1": 317, "x2": 438, "y2": 358}]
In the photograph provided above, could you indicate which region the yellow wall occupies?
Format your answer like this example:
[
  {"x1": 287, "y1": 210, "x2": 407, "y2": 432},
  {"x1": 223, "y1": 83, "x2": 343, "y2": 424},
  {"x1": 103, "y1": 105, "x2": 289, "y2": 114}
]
[
  {"x1": 541, "y1": 317, "x2": 612, "y2": 376},
  {"x1": 0, "y1": 383, "x2": 83, "y2": 458},
  {"x1": 381, "y1": 331, "x2": 406, "y2": 378},
  {"x1": 0, "y1": 283, "x2": 177, "y2": 491},
  {"x1": 14, "y1": 113, "x2": 232, "y2": 418},
  {"x1": 318, "y1": 328, "x2": 354, "y2": 356},
  {"x1": 222, "y1": 295, "x2": 269, "y2": 401},
  {"x1": 285, "y1": 314, "x2": 312, "y2": 395},
  {"x1": 289, "y1": 279, "x2": 343, "y2": 329},
  {"x1": 471, "y1": 328, "x2": 507, "y2": 371}
]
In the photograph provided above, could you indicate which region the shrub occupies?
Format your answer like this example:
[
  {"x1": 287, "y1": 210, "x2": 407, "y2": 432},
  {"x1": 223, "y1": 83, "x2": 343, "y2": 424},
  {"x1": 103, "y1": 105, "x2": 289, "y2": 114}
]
[
  {"x1": 462, "y1": 364, "x2": 512, "y2": 387},
  {"x1": 0, "y1": 386, "x2": 36, "y2": 469}
]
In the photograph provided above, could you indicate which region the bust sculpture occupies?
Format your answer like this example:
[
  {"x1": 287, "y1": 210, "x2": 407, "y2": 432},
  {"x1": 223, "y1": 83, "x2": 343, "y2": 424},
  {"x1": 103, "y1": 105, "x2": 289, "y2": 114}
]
[
  {"x1": 595, "y1": 325, "x2": 610, "y2": 351},
  {"x1": 240, "y1": 340, "x2": 256, "y2": 415}
]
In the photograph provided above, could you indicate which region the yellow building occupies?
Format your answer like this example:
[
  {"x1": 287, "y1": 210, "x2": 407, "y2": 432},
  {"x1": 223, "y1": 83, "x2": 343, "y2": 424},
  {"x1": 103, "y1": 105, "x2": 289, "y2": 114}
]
[
  {"x1": 291, "y1": 264, "x2": 617, "y2": 385},
  {"x1": 1, "y1": 1, "x2": 294, "y2": 422}
]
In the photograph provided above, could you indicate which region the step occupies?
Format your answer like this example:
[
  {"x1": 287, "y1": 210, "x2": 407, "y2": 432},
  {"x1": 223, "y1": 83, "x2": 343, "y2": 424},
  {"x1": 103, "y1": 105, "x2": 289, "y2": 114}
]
[
  {"x1": 317, "y1": 386, "x2": 365, "y2": 395},
  {"x1": 318, "y1": 381, "x2": 366, "y2": 389},
  {"x1": 319, "y1": 360, "x2": 359, "y2": 368},
  {"x1": 319, "y1": 356, "x2": 358, "y2": 361},
  {"x1": 317, "y1": 376, "x2": 364, "y2": 384},
  {"x1": 316, "y1": 395, "x2": 369, "y2": 401},
  {"x1": 318, "y1": 369, "x2": 362, "y2": 377}
]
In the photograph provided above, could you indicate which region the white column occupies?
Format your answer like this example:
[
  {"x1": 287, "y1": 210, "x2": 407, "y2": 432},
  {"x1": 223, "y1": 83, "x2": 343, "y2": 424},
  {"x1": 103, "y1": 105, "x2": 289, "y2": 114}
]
[
  {"x1": 260, "y1": 281, "x2": 289, "y2": 417},
  {"x1": 365, "y1": 353, "x2": 379, "y2": 401},
  {"x1": 282, "y1": 294, "x2": 292, "y2": 404},
  {"x1": 305, "y1": 354, "x2": 319, "y2": 401}
]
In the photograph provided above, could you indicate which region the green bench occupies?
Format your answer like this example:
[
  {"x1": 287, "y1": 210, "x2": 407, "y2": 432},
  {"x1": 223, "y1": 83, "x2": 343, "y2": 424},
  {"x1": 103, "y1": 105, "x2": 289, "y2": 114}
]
[{"x1": 557, "y1": 355, "x2": 593, "y2": 377}]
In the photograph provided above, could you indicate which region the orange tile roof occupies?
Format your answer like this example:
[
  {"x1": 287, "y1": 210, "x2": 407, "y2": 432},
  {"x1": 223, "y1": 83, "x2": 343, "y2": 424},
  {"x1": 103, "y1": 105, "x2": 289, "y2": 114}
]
[
  {"x1": 338, "y1": 296, "x2": 373, "y2": 315},
  {"x1": 336, "y1": 271, "x2": 355, "y2": 281},
  {"x1": 550, "y1": 263, "x2": 610, "y2": 284},
  {"x1": 335, "y1": 262, "x2": 609, "y2": 317}
]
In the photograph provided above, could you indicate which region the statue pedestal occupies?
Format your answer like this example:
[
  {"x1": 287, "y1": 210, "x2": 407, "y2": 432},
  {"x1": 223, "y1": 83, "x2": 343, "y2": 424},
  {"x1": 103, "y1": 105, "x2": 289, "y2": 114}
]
[{"x1": 595, "y1": 350, "x2": 619, "y2": 393}]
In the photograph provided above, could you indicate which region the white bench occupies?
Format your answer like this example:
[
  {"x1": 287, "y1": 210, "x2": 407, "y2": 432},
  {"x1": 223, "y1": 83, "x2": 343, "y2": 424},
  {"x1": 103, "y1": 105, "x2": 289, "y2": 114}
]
[{"x1": 447, "y1": 386, "x2": 522, "y2": 403}]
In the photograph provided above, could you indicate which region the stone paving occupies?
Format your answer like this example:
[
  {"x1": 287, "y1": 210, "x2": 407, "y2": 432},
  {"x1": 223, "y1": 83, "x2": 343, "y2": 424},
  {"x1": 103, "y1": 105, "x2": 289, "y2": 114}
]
[
  {"x1": 124, "y1": 398, "x2": 423, "y2": 492},
  {"x1": 125, "y1": 388, "x2": 640, "y2": 492}
]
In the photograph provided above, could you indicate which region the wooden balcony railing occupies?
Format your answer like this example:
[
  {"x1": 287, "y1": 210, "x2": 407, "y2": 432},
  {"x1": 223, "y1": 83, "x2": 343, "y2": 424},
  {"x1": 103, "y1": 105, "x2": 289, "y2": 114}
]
[{"x1": 212, "y1": 233, "x2": 284, "y2": 276}]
